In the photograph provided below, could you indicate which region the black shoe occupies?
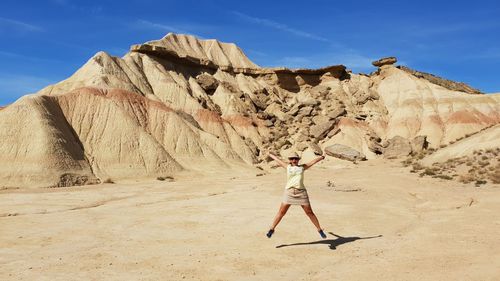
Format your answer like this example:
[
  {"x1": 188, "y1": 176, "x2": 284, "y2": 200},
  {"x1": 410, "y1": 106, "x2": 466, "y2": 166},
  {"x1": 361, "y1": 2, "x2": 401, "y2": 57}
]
[
  {"x1": 266, "y1": 229, "x2": 274, "y2": 238},
  {"x1": 319, "y1": 230, "x2": 327, "y2": 239}
]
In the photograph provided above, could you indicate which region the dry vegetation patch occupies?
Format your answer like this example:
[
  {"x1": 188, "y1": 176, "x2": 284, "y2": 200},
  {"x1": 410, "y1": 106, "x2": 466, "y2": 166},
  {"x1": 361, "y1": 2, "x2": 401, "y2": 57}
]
[{"x1": 402, "y1": 148, "x2": 500, "y2": 186}]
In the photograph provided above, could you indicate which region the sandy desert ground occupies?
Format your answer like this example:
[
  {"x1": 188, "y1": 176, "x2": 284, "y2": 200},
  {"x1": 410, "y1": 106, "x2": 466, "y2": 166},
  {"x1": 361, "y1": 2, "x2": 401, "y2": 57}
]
[{"x1": 1, "y1": 158, "x2": 499, "y2": 281}]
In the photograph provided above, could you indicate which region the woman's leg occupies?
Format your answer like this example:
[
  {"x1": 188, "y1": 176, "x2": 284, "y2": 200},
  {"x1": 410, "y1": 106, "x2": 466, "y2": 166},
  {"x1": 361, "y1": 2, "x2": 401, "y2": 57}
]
[
  {"x1": 270, "y1": 203, "x2": 291, "y2": 230},
  {"x1": 301, "y1": 204, "x2": 322, "y2": 231}
]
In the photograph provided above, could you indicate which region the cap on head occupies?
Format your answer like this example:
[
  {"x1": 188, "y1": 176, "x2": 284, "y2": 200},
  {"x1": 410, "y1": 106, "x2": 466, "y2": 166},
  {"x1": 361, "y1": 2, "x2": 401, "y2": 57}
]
[{"x1": 287, "y1": 151, "x2": 301, "y2": 159}]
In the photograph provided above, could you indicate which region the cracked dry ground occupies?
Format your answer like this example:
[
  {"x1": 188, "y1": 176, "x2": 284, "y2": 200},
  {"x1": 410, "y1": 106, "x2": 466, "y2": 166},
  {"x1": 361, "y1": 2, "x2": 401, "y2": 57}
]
[{"x1": 1, "y1": 159, "x2": 499, "y2": 281}]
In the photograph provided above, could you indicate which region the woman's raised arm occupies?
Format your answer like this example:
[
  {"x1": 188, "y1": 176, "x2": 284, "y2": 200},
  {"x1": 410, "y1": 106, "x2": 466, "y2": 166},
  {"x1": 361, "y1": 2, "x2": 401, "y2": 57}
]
[
  {"x1": 268, "y1": 153, "x2": 288, "y2": 168},
  {"x1": 303, "y1": 155, "x2": 326, "y2": 170}
]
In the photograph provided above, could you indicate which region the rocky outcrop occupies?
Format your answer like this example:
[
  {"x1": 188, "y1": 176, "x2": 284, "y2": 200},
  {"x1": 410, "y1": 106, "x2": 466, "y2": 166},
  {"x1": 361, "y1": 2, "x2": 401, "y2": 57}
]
[
  {"x1": 325, "y1": 144, "x2": 366, "y2": 162},
  {"x1": 374, "y1": 66, "x2": 499, "y2": 147},
  {"x1": 398, "y1": 66, "x2": 483, "y2": 95},
  {"x1": 1, "y1": 33, "x2": 498, "y2": 188}
]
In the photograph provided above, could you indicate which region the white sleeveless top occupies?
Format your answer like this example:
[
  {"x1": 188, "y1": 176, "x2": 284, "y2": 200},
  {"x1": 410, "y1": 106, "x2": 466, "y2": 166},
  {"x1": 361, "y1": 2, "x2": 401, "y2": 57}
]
[{"x1": 285, "y1": 165, "x2": 305, "y2": 190}]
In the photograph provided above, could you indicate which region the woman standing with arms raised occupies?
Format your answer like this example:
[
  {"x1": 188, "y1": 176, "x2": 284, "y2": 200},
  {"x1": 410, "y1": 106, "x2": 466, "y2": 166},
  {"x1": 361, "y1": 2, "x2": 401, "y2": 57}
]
[{"x1": 266, "y1": 152, "x2": 327, "y2": 239}]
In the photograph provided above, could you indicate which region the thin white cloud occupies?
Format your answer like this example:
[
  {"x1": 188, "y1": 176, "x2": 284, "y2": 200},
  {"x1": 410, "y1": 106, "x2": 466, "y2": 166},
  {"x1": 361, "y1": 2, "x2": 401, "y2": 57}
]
[
  {"x1": 0, "y1": 17, "x2": 44, "y2": 32},
  {"x1": 247, "y1": 49, "x2": 268, "y2": 57},
  {"x1": 231, "y1": 11, "x2": 329, "y2": 42},
  {"x1": 399, "y1": 21, "x2": 500, "y2": 38},
  {"x1": 50, "y1": 0, "x2": 103, "y2": 14},
  {"x1": 135, "y1": 19, "x2": 196, "y2": 36},
  {"x1": 277, "y1": 56, "x2": 312, "y2": 67},
  {"x1": 0, "y1": 74, "x2": 55, "y2": 105},
  {"x1": 330, "y1": 53, "x2": 376, "y2": 70},
  {"x1": 0, "y1": 51, "x2": 63, "y2": 63}
]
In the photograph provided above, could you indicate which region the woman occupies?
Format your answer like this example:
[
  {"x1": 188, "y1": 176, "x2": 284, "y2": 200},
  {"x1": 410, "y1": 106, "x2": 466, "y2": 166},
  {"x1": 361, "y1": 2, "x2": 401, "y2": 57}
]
[{"x1": 266, "y1": 151, "x2": 327, "y2": 239}]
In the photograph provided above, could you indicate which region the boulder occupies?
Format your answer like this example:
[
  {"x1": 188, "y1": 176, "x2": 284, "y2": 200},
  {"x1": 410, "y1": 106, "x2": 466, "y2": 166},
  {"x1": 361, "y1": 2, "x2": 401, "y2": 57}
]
[
  {"x1": 327, "y1": 107, "x2": 346, "y2": 119},
  {"x1": 411, "y1": 135, "x2": 429, "y2": 153},
  {"x1": 275, "y1": 139, "x2": 291, "y2": 150},
  {"x1": 312, "y1": 115, "x2": 330, "y2": 125},
  {"x1": 263, "y1": 120, "x2": 273, "y2": 127},
  {"x1": 250, "y1": 89, "x2": 270, "y2": 110},
  {"x1": 308, "y1": 142, "x2": 323, "y2": 155},
  {"x1": 325, "y1": 144, "x2": 366, "y2": 162},
  {"x1": 288, "y1": 105, "x2": 301, "y2": 116},
  {"x1": 367, "y1": 140, "x2": 384, "y2": 155},
  {"x1": 295, "y1": 142, "x2": 308, "y2": 151},
  {"x1": 256, "y1": 112, "x2": 269, "y2": 120},
  {"x1": 265, "y1": 103, "x2": 288, "y2": 121},
  {"x1": 310, "y1": 120, "x2": 336, "y2": 139},
  {"x1": 293, "y1": 133, "x2": 308, "y2": 143},
  {"x1": 327, "y1": 127, "x2": 341, "y2": 138},
  {"x1": 300, "y1": 98, "x2": 320, "y2": 107},
  {"x1": 383, "y1": 136, "x2": 412, "y2": 159},
  {"x1": 366, "y1": 132, "x2": 383, "y2": 154},
  {"x1": 314, "y1": 85, "x2": 330, "y2": 97},
  {"x1": 301, "y1": 118, "x2": 313, "y2": 126},
  {"x1": 372, "y1": 57, "x2": 397, "y2": 67},
  {"x1": 297, "y1": 106, "x2": 313, "y2": 118},
  {"x1": 196, "y1": 73, "x2": 219, "y2": 93},
  {"x1": 298, "y1": 128, "x2": 310, "y2": 137}
]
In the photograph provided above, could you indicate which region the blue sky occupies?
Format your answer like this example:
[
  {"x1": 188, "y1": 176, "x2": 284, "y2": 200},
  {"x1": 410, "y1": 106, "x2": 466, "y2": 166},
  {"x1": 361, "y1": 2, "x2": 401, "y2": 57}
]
[{"x1": 1, "y1": 0, "x2": 499, "y2": 105}]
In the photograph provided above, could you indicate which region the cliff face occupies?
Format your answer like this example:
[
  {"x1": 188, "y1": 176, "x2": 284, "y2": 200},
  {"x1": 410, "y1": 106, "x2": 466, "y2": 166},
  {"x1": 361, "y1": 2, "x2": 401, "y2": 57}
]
[{"x1": 1, "y1": 33, "x2": 499, "y2": 188}]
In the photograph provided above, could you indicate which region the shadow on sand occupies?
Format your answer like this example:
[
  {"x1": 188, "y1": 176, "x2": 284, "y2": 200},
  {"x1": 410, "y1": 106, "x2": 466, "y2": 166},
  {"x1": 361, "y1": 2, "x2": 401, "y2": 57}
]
[{"x1": 276, "y1": 232, "x2": 382, "y2": 250}]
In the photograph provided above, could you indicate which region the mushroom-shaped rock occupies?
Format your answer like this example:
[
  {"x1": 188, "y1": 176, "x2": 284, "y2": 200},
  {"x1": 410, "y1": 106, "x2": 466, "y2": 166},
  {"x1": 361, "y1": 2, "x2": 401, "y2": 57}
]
[
  {"x1": 325, "y1": 144, "x2": 366, "y2": 162},
  {"x1": 372, "y1": 57, "x2": 397, "y2": 67}
]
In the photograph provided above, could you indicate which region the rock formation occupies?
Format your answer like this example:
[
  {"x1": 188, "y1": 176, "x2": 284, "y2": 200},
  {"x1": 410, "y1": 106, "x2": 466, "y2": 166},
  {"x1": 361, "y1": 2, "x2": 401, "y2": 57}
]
[
  {"x1": 1, "y1": 33, "x2": 499, "y2": 188},
  {"x1": 372, "y1": 57, "x2": 397, "y2": 67},
  {"x1": 325, "y1": 144, "x2": 366, "y2": 162}
]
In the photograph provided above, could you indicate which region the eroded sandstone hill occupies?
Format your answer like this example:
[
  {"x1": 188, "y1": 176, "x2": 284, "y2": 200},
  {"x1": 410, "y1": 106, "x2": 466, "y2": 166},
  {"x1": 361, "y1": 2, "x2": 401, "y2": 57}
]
[{"x1": 1, "y1": 33, "x2": 499, "y2": 188}]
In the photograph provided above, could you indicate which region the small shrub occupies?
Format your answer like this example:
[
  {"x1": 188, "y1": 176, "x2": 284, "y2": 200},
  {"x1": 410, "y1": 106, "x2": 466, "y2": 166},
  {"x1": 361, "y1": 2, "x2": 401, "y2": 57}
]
[
  {"x1": 488, "y1": 171, "x2": 500, "y2": 184},
  {"x1": 478, "y1": 161, "x2": 489, "y2": 167},
  {"x1": 459, "y1": 175, "x2": 473, "y2": 184},
  {"x1": 103, "y1": 178, "x2": 114, "y2": 184},
  {"x1": 422, "y1": 168, "x2": 436, "y2": 176},
  {"x1": 412, "y1": 163, "x2": 424, "y2": 171},
  {"x1": 475, "y1": 180, "x2": 487, "y2": 186},
  {"x1": 401, "y1": 159, "x2": 413, "y2": 166},
  {"x1": 157, "y1": 176, "x2": 174, "y2": 181},
  {"x1": 435, "y1": 174, "x2": 453, "y2": 180}
]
